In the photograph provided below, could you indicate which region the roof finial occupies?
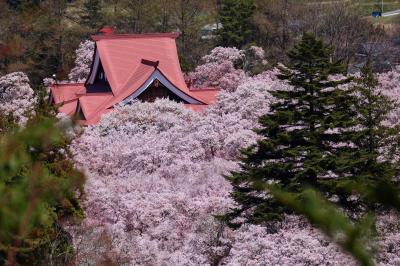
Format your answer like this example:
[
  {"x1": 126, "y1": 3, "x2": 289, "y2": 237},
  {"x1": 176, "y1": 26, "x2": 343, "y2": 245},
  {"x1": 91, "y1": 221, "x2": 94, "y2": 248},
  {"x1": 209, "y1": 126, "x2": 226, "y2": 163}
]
[
  {"x1": 141, "y1": 59, "x2": 159, "y2": 68},
  {"x1": 98, "y1": 26, "x2": 115, "y2": 36}
]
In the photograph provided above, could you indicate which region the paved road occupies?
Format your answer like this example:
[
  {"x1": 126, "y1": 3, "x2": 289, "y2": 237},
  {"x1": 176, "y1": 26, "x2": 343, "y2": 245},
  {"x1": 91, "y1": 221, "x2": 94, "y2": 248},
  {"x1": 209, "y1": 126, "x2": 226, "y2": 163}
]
[
  {"x1": 304, "y1": 0, "x2": 350, "y2": 5},
  {"x1": 382, "y1": 9, "x2": 400, "y2": 17}
]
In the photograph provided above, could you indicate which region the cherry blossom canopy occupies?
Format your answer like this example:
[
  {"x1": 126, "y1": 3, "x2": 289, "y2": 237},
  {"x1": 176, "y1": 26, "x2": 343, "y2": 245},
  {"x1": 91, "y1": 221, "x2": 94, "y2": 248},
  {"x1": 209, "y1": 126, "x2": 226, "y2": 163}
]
[{"x1": 51, "y1": 29, "x2": 219, "y2": 125}]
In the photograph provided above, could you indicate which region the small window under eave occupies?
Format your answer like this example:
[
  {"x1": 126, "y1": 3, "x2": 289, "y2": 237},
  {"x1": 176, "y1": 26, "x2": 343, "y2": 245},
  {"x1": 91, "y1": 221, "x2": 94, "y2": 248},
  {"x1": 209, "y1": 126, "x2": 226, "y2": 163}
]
[
  {"x1": 48, "y1": 92, "x2": 54, "y2": 105},
  {"x1": 86, "y1": 49, "x2": 112, "y2": 93},
  {"x1": 122, "y1": 70, "x2": 202, "y2": 105},
  {"x1": 75, "y1": 103, "x2": 86, "y2": 121},
  {"x1": 136, "y1": 79, "x2": 189, "y2": 103}
]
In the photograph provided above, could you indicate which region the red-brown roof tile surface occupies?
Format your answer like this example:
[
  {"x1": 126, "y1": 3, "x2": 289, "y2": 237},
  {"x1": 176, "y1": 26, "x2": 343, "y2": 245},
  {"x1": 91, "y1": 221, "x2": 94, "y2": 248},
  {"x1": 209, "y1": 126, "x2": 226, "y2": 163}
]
[
  {"x1": 51, "y1": 83, "x2": 86, "y2": 104},
  {"x1": 58, "y1": 99, "x2": 78, "y2": 116},
  {"x1": 51, "y1": 32, "x2": 220, "y2": 125}
]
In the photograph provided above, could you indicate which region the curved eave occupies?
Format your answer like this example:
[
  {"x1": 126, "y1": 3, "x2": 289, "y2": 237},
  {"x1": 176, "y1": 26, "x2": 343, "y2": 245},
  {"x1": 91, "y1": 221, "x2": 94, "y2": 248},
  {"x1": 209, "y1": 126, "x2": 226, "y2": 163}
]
[
  {"x1": 50, "y1": 83, "x2": 86, "y2": 104},
  {"x1": 122, "y1": 69, "x2": 206, "y2": 105},
  {"x1": 91, "y1": 32, "x2": 180, "y2": 41}
]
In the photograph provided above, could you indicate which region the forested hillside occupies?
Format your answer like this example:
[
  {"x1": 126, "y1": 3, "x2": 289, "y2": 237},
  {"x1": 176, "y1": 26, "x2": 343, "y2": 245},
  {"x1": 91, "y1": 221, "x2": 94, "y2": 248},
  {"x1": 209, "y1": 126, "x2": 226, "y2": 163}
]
[{"x1": 1, "y1": 0, "x2": 400, "y2": 85}]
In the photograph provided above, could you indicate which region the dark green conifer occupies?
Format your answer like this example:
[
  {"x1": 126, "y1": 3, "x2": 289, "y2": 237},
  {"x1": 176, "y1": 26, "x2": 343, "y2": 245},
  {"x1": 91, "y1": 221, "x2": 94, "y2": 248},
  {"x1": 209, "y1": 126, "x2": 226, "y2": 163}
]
[
  {"x1": 217, "y1": 0, "x2": 255, "y2": 48},
  {"x1": 331, "y1": 59, "x2": 400, "y2": 210},
  {"x1": 225, "y1": 33, "x2": 360, "y2": 225},
  {"x1": 82, "y1": 0, "x2": 104, "y2": 29}
]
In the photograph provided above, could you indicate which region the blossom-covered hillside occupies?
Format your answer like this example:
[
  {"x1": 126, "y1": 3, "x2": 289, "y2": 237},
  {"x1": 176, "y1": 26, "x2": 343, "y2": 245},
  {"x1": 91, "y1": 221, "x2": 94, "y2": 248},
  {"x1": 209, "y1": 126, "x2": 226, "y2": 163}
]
[
  {"x1": 69, "y1": 71, "x2": 277, "y2": 264},
  {"x1": 1, "y1": 41, "x2": 400, "y2": 264},
  {"x1": 70, "y1": 98, "x2": 357, "y2": 265},
  {"x1": 3, "y1": 1, "x2": 400, "y2": 264},
  {"x1": 63, "y1": 46, "x2": 400, "y2": 265}
]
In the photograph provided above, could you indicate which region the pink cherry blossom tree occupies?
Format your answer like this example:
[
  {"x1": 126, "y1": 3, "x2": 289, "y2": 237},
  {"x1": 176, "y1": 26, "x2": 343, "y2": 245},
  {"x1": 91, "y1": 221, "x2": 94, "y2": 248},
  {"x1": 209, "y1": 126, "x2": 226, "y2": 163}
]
[
  {"x1": 68, "y1": 73, "x2": 277, "y2": 264},
  {"x1": 0, "y1": 72, "x2": 37, "y2": 125},
  {"x1": 65, "y1": 56, "x2": 400, "y2": 264},
  {"x1": 220, "y1": 216, "x2": 357, "y2": 265},
  {"x1": 68, "y1": 40, "x2": 95, "y2": 83},
  {"x1": 377, "y1": 66, "x2": 400, "y2": 125},
  {"x1": 188, "y1": 46, "x2": 268, "y2": 91}
]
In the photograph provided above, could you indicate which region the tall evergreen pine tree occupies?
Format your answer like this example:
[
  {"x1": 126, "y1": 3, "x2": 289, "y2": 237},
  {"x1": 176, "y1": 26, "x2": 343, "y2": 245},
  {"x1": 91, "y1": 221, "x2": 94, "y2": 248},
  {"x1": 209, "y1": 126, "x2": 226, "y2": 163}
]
[
  {"x1": 225, "y1": 34, "x2": 362, "y2": 225},
  {"x1": 217, "y1": 0, "x2": 255, "y2": 48},
  {"x1": 82, "y1": 0, "x2": 104, "y2": 29},
  {"x1": 341, "y1": 60, "x2": 400, "y2": 209}
]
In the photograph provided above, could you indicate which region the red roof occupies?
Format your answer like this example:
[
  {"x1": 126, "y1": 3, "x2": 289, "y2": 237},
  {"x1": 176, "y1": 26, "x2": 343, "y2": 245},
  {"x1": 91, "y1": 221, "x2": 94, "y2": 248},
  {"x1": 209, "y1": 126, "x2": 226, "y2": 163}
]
[
  {"x1": 98, "y1": 26, "x2": 115, "y2": 36},
  {"x1": 51, "y1": 83, "x2": 85, "y2": 104},
  {"x1": 78, "y1": 93, "x2": 114, "y2": 121},
  {"x1": 52, "y1": 32, "x2": 220, "y2": 125},
  {"x1": 58, "y1": 99, "x2": 78, "y2": 116},
  {"x1": 188, "y1": 88, "x2": 220, "y2": 104},
  {"x1": 94, "y1": 32, "x2": 188, "y2": 96},
  {"x1": 91, "y1": 32, "x2": 180, "y2": 41},
  {"x1": 184, "y1": 104, "x2": 209, "y2": 112}
]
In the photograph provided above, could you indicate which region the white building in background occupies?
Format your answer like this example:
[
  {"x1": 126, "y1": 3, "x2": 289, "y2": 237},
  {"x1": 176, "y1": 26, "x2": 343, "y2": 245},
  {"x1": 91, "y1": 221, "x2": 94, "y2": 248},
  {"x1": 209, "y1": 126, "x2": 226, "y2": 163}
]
[{"x1": 201, "y1": 23, "x2": 222, "y2": 40}]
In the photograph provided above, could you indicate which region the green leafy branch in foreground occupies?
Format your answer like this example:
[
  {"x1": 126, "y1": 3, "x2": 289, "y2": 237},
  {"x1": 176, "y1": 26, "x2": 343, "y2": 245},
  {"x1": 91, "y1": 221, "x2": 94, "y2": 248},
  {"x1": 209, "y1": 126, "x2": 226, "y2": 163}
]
[
  {"x1": 0, "y1": 117, "x2": 85, "y2": 265},
  {"x1": 271, "y1": 178, "x2": 400, "y2": 266},
  {"x1": 270, "y1": 187, "x2": 376, "y2": 266}
]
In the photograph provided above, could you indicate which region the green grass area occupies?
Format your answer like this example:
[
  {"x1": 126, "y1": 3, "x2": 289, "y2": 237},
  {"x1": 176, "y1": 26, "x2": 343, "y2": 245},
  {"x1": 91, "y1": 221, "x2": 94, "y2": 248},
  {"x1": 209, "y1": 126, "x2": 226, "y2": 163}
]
[
  {"x1": 352, "y1": 0, "x2": 400, "y2": 15},
  {"x1": 300, "y1": 0, "x2": 400, "y2": 23},
  {"x1": 301, "y1": 1, "x2": 400, "y2": 10}
]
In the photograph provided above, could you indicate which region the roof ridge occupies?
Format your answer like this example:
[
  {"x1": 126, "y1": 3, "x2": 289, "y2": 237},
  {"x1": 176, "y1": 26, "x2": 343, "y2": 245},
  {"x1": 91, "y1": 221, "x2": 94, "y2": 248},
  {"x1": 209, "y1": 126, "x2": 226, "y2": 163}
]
[
  {"x1": 117, "y1": 63, "x2": 155, "y2": 96},
  {"x1": 92, "y1": 32, "x2": 180, "y2": 41},
  {"x1": 77, "y1": 92, "x2": 114, "y2": 97},
  {"x1": 59, "y1": 98, "x2": 79, "y2": 105},
  {"x1": 52, "y1": 83, "x2": 85, "y2": 87},
  {"x1": 189, "y1": 88, "x2": 220, "y2": 92},
  {"x1": 78, "y1": 93, "x2": 114, "y2": 121}
]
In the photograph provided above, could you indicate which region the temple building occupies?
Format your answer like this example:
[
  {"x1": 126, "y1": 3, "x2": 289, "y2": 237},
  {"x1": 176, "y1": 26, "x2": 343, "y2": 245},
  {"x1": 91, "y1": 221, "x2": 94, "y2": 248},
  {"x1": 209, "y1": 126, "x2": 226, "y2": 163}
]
[{"x1": 50, "y1": 28, "x2": 219, "y2": 125}]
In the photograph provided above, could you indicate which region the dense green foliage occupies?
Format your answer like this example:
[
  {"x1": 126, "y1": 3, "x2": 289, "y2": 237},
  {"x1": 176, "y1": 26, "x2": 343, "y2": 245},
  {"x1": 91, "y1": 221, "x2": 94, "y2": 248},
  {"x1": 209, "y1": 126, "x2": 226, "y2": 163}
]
[
  {"x1": 82, "y1": 0, "x2": 104, "y2": 29},
  {"x1": 0, "y1": 1, "x2": 88, "y2": 86},
  {"x1": 0, "y1": 114, "x2": 18, "y2": 135},
  {"x1": 322, "y1": 60, "x2": 400, "y2": 211},
  {"x1": 217, "y1": 0, "x2": 255, "y2": 48},
  {"x1": 0, "y1": 95, "x2": 85, "y2": 265},
  {"x1": 226, "y1": 34, "x2": 357, "y2": 223}
]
